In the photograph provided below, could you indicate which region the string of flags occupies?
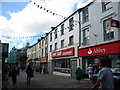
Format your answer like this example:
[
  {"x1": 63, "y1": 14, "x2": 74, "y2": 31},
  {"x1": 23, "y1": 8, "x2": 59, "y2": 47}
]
[
  {"x1": 0, "y1": 0, "x2": 81, "y2": 40},
  {"x1": 30, "y1": 0, "x2": 80, "y2": 24},
  {"x1": 1, "y1": 34, "x2": 44, "y2": 40}
]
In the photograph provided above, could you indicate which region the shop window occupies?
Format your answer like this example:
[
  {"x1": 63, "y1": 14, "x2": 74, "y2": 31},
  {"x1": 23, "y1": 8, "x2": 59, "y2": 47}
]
[
  {"x1": 103, "y1": 18, "x2": 114, "y2": 41},
  {"x1": 83, "y1": 28, "x2": 89, "y2": 45},
  {"x1": 54, "y1": 59, "x2": 71, "y2": 74},
  {"x1": 102, "y1": 0, "x2": 112, "y2": 12}
]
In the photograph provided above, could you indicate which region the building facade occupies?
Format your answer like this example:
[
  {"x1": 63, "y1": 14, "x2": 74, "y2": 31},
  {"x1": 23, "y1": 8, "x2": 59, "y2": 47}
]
[
  {"x1": 47, "y1": 9, "x2": 81, "y2": 77},
  {"x1": 78, "y1": 0, "x2": 120, "y2": 74},
  {"x1": 27, "y1": 34, "x2": 48, "y2": 72}
]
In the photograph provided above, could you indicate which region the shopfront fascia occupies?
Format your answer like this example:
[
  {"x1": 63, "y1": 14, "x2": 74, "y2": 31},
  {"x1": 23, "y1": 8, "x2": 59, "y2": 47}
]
[
  {"x1": 78, "y1": 40, "x2": 120, "y2": 74},
  {"x1": 51, "y1": 47, "x2": 74, "y2": 76},
  {"x1": 40, "y1": 57, "x2": 48, "y2": 72}
]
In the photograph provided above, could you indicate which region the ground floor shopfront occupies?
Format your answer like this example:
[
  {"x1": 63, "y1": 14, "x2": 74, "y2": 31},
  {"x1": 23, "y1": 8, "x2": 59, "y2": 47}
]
[
  {"x1": 48, "y1": 47, "x2": 79, "y2": 78},
  {"x1": 78, "y1": 40, "x2": 120, "y2": 75}
]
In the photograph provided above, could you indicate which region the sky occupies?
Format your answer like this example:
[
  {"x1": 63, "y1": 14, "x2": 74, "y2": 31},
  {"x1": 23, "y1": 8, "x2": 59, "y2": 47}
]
[{"x1": 0, "y1": 0, "x2": 93, "y2": 52}]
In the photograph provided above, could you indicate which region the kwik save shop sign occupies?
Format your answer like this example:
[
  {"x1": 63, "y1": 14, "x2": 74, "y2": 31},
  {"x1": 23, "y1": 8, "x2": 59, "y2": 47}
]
[
  {"x1": 78, "y1": 40, "x2": 120, "y2": 57},
  {"x1": 52, "y1": 48, "x2": 74, "y2": 58}
]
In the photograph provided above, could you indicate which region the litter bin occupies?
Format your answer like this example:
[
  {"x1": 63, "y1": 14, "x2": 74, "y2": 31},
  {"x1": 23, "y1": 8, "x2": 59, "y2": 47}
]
[{"x1": 113, "y1": 76, "x2": 120, "y2": 90}]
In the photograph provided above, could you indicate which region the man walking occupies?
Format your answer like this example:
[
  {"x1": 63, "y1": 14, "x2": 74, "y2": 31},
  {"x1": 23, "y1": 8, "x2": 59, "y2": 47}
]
[{"x1": 92, "y1": 57, "x2": 114, "y2": 90}]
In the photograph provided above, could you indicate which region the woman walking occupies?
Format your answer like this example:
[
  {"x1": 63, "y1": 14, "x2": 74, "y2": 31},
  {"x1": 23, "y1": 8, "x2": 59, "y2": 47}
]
[
  {"x1": 75, "y1": 67, "x2": 82, "y2": 83},
  {"x1": 26, "y1": 64, "x2": 33, "y2": 85}
]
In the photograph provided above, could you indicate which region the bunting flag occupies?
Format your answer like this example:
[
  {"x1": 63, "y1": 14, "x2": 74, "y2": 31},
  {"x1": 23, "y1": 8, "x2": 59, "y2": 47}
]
[
  {"x1": 1, "y1": 34, "x2": 45, "y2": 40},
  {"x1": 30, "y1": 1, "x2": 80, "y2": 24}
]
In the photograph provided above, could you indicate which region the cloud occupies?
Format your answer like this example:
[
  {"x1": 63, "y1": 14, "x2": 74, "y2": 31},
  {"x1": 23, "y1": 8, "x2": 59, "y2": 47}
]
[
  {"x1": 1, "y1": 0, "x2": 82, "y2": 37},
  {"x1": 76, "y1": 0, "x2": 93, "y2": 9},
  {"x1": 1, "y1": 0, "x2": 93, "y2": 49}
]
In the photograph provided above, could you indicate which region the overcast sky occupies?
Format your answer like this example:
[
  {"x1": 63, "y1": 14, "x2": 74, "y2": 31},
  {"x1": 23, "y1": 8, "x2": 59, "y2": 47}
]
[{"x1": 0, "y1": 0, "x2": 93, "y2": 51}]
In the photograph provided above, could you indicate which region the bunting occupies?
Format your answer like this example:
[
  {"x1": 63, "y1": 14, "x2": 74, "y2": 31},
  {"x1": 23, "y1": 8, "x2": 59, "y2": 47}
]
[
  {"x1": 31, "y1": 0, "x2": 80, "y2": 24},
  {"x1": 1, "y1": 34, "x2": 45, "y2": 40}
]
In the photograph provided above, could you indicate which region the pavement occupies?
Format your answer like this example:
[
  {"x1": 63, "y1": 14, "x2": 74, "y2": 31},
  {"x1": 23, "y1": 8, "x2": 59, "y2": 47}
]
[{"x1": 6, "y1": 70, "x2": 93, "y2": 89}]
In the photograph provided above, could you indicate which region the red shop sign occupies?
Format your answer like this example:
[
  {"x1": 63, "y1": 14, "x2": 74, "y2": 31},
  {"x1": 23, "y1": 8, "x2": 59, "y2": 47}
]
[
  {"x1": 78, "y1": 40, "x2": 120, "y2": 57},
  {"x1": 110, "y1": 19, "x2": 119, "y2": 28},
  {"x1": 40, "y1": 57, "x2": 47, "y2": 62},
  {"x1": 52, "y1": 47, "x2": 74, "y2": 58}
]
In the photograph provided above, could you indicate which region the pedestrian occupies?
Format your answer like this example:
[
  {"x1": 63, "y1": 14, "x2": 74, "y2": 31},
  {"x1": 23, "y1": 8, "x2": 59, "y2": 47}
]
[
  {"x1": 87, "y1": 64, "x2": 94, "y2": 84},
  {"x1": 91, "y1": 57, "x2": 114, "y2": 90},
  {"x1": 39, "y1": 67, "x2": 42, "y2": 73},
  {"x1": 17, "y1": 64, "x2": 20, "y2": 75},
  {"x1": 26, "y1": 64, "x2": 34, "y2": 85},
  {"x1": 75, "y1": 67, "x2": 82, "y2": 83},
  {"x1": 11, "y1": 65, "x2": 18, "y2": 86},
  {"x1": 92, "y1": 64, "x2": 100, "y2": 85}
]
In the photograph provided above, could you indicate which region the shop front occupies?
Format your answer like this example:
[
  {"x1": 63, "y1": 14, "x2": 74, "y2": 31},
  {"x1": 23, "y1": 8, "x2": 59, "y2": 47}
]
[
  {"x1": 40, "y1": 57, "x2": 48, "y2": 74},
  {"x1": 51, "y1": 47, "x2": 75, "y2": 77},
  {"x1": 78, "y1": 40, "x2": 120, "y2": 75}
]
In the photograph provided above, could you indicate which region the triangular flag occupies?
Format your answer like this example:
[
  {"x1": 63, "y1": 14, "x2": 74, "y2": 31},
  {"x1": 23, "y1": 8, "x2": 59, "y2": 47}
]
[
  {"x1": 40, "y1": 7, "x2": 42, "y2": 9},
  {"x1": 37, "y1": 5, "x2": 39, "y2": 7}
]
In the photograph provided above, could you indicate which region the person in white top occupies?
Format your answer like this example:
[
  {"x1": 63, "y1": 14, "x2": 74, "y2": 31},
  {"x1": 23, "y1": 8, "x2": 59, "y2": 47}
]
[{"x1": 87, "y1": 64, "x2": 94, "y2": 83}]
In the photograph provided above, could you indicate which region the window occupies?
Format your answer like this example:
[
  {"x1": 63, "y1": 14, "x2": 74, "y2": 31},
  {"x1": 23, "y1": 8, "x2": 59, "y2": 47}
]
[
  {"x1": 61, "y1": 24, "x2": 64, "y2": 35},
  {"x1": 50, "y1": 32, "x2": 52, "y2": 41},
  {"x1": 42, "y1": 49, "x2": 44, "y2": 57},
  {"x1": 69, "y1": 17, "x2": 74, "y2": 31},
  {"x1": 50, "y1": 45, "x2": 52, "y2": 52},
  {"x1": 54, "y1": 29, "x2": 57, "y2": 39},
  {"x1": 83, "y1": 28, "x2": 89, "y2": 45},
  {"x1": 82, "y1": 8, "x2": 89, "y2": 23},
  {"x1": 69, "y1": 35, "x2": 74, "y2": 45},
  {"x1": 61, "y1": 40, "x2": 64, "y2": 48},
  {"x1": 55, "y1": 43, "x2": 57, "y2": 50},
  {"x1": 103, "y1": 19, "x2": 114, "y2": 41},
  {"x1": 102, "y1": 0, "x2": 112, "y2": 11}
]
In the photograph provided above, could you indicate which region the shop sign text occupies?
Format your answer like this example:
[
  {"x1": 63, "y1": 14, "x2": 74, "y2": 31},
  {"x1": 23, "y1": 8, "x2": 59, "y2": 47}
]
[{"x1": 52, "y1": 48, "x2": 74, "y2": 58}]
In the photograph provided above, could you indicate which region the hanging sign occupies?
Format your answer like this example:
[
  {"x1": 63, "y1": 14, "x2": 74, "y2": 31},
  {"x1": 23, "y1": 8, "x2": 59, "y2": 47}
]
[{"x1": 110, "y1": 19, "x2": 119, "y2": 28}]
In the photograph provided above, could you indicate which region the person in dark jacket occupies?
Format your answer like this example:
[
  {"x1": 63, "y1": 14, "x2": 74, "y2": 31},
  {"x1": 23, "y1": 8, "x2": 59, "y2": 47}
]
[
  {"x1": 75, "y1": 67, "x2": 82, "y2": 83},
  {"x1": 26, "y1": 64, "x2": 33, "y2": 85},
  {"x1": 11, "y1": 65, "x2": 18, "y2": 85}
]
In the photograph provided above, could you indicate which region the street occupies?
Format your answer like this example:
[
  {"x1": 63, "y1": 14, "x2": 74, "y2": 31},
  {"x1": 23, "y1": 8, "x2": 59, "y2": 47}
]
[{"x1": 8, "y1": 70, "x2": 92, "y2": 89}]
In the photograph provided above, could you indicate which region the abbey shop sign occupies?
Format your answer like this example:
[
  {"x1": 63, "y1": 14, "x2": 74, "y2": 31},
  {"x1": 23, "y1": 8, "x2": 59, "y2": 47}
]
[
  {"x1": 52, "y1": 48, "x2": 74, "y2": 58},
  {"x1": 78, "y1": 40, "x2": 120, "y2": 57}
]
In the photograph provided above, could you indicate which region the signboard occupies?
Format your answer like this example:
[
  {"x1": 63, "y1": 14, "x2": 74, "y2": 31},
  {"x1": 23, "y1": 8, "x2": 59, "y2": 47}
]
[
  {"x1": 52, "y1": 47, "x2": 74, "y2": 58},
  {"x1": 110, "y1": 19, "x2": 119, "y2": 28},
  {"x1": 40, "y1": 57, "x2": 47, "y2": 62},
  {"x1": 78, "y1": 40, "x2": 120, "y2": 57}
]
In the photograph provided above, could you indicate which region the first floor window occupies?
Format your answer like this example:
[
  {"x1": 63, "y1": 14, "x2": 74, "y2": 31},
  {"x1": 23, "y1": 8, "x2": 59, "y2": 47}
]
[
  {"x1": 83, "y1": 28, "x2": 89, "y2": 45},
  {"x1": 61, "y1": 40, "x2": 64, "y2": 48},
  {"x1": 50, "y1": 45, "x2": 52, "y2": 52},
  {"x1": 69, "y1": 35, "x2": 74, "y2": 45},
  {"x1": 55, "y1": 43, "x2": 57, "y2": 50}
]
